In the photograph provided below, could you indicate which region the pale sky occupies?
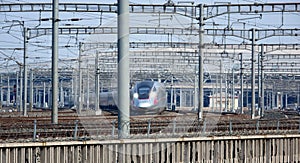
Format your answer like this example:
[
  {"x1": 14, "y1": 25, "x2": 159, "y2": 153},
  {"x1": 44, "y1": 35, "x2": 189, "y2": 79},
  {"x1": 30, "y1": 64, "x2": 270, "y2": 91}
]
[{"x1": 0, "y1": 0, "x2": 299, "y2": 72}]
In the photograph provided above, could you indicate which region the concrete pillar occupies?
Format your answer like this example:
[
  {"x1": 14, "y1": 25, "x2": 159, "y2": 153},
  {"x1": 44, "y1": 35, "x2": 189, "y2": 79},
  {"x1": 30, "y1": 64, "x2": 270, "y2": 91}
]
[
  {"x1": 272, "y1": 91, "x2": 275, "y2": 109},
  {"x1": 7, "y1": 76, "x2": 10, "y2": 107},
  {"x1": 188, "y1": 90, "x2": 191, "y2": 107},
  {"x1": 285, "y1": 93, "x2": 288, "y2": 109},
  {"x1": 194, "y1": 75, "x2": 197, "y2": 110},
  {"x1": 95, "y1": 52, "x2": 99, "y2": 111},
  {"x1": 171, "y1": 76, "x2": 174, "y2": 109},
  {"x1": 277, "y1": 92, "x2": 282, "y2": 109},
  {"x1": 19, "y1": 68, "x2": 23, "y2": 112},
  {"x1": 38, "y1": 91, "x2": 41, "y2": 108},
  {"x1": 87, "y1": 67, "x2": 90, "y2": 109},
  {"x1": 15, "y1": 73, "x2": 18, "y2": 109},
  {"x1": 35, "y1": 88, "x2": 39, "y2": 108},
  {"x1": 117, "y1": 0, "x2": 130, "y2": 139},
  {"x1": 43, "y1": 82, "x2": 46, "y2": 108},
  {"x1": 179, "y1": 88, "x2": 182, "y2": 108},
  {"x1": 183, "y1": 91, "x2": 186, "y2": 107},
  {"x1": 0, "y1": 74, "x2": 2, "y2": 109},
  {"x1": 297, "y1": 83, "x2": 300, "y2": 107},
  {"x1": 29, "y1": 71, "x2": 33, "y2": 111},
  {"x1": 48, "y1": 83, "x2": 52, "y2": 108},
  {"x1": 211, "y1": 91, "x2": 214, "y2": 111},
  {"x1": 174, "y1": 88, "x2": 177, "y2": 107},
  {"x1": 60, "y1": 81, "x2": 64, "y2": 108}
]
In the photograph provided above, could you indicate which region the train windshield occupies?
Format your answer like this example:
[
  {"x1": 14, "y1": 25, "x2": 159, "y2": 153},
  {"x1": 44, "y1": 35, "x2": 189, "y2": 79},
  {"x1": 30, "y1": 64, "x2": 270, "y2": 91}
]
[{"x1": 138, "y1": 87, "x2": 151, "y2": 99}]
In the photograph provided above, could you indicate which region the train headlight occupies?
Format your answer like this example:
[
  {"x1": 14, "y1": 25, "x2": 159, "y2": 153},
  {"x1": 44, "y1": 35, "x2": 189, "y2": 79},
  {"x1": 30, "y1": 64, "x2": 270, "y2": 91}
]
[{"x1": 133, "y1": 93, "x2": 139, "y2": 99}]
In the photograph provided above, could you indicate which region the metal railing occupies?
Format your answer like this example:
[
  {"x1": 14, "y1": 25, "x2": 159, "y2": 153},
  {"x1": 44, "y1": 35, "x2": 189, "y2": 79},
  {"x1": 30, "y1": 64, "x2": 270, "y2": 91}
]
[{"x1": 0, "y1": 117, "x2": 300, "y2": 143}]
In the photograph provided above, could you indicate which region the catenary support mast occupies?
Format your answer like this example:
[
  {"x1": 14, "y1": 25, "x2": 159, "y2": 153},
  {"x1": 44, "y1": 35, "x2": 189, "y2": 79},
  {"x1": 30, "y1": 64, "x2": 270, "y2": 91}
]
[
  {"x1": 52, "y1": 0, "x2": 59, "y2": 124},
  {"x1": 118, "y1": 0, "x2": 130, "y2": 138}
]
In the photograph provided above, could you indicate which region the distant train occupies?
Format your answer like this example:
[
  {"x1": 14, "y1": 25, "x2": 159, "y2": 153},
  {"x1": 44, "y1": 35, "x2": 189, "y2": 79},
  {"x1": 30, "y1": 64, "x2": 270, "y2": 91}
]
[
  {"x1": 99, "y1": 81, "x2": 167, "y2": 114},
  {"x1": 99, "y1": 91, "x2": 118, "y2": 110},
  {"x1": 131, "y1": 81, "x2": 167, "y2": 114}
]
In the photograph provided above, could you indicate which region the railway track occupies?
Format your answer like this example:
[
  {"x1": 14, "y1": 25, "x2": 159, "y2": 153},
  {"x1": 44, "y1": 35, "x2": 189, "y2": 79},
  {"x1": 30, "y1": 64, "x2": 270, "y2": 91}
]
[{"x1": 0, "y1": 109, "x2": 299, "y2": 142}]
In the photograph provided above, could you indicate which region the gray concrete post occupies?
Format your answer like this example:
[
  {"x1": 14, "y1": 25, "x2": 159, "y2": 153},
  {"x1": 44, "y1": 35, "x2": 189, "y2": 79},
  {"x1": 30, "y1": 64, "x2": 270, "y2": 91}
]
[
  {"x1": 0, "y1": 74, "x2": 2, "y2": 110},
  {"x1": 240, "y1": 53, "x2": 244, "y2": 114},
  {"x1": 7, "y1": 76, "x2": 10, "y2": 107},
  {"x1": 198, "y1": 4, "x2": 204, "y2": 120},
  {"x1": 19, "y1": 67, "x2": 23, "y2": 112},
  {"x1": 23, "y1": 27, "x2": 28, "y2": 116},
  {"x1": 78, "y1": 43, "x2": 82, "y2": 114},
  {"x1": 118, "y1": 0, "x2": 130, "y2": 138},
  {"x1": 29, "y1": 70, "x2": 33, "y2": 111},
  {"x1": 95, "y1": 52, "x2": 99, "y2": 111},
  {"x1": 251, "y1": 28, "x2": 256, "y2": 119},
  {"x1": 260, "y1": 44, "x2": 265, "y2": 117},
  {"x1": 220, "y1": 59, "x2": 223, "y2": 112},
  {"x1": 43, "y1": 82, "x2": 46, "y2": 108},
  {"x1": 51, "y1": 0, "x2": 59, "y2": 124}
]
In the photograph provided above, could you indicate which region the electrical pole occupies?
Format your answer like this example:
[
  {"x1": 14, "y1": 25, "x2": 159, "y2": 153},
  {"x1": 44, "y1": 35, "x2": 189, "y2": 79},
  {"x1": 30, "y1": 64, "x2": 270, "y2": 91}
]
[
  {"x1": 257, "y1": 42, "x2": 261, "y2": 116},
  {"x1": 0, "y1": 74, "x2": 2, "y2": 110},
  {"x1": 260, "y1": 44, "x2": 265, "y2": 117},
  {"x1": 19, "y1": 66, "x2": 23, "y2": 112},
  {"x1": 198, "y1": 4, "x2": 204, "y2": 121},
  {"x1": 251, "y1": 28, "x2": 256, "y2": 119},
  {"x1": 231, "y1": 61, "x2": 235, "y2": 112},
  {"x1": 77, "y1": 42, "x2": 82, "y2": 114},
  {"x1": 23, "y1": 27, "x2": 28, "y2": 116},
  {"x1": 52, "y1": 0, "x2": 59, "y2": 124},
  {"x1": 220, "y1": 59, "x2": 223, "y2": 112},
  {"x1": 239, "y1": 53, "x2": 244, "y2": 114},
  {"x1": 118, "y1": 0, "x2": 130, "y2": 139},
  {"x1": 95, "y1": 51, "x2": 99, "y2": 111},
  {"x1": 29, "y1": 70, "x2": 33, "y2": 111}
]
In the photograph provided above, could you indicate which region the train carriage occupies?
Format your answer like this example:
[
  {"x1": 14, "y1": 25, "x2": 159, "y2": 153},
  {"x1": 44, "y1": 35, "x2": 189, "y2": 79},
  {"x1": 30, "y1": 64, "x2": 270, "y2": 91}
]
[{"x1": 99, "y1": 81, "x2": 167, "y2": 114}]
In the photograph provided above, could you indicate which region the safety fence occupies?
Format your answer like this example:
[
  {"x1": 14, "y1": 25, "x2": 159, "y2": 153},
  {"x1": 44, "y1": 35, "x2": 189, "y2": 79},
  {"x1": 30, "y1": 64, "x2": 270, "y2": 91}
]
[
  {"x1": 0, "y1": 117, "x2": 300, "y2": 143},
  {"x1": 0, "y1": 135, "x2": 300, "y2": 163}
]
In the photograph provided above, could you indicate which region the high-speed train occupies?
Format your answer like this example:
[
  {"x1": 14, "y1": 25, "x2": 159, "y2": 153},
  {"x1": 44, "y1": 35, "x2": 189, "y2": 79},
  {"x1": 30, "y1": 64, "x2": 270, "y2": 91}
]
[
  {"x1": 131, "y1": 81, "x2": 167, "y2": 114},
  {"x1": 99, "y1": 81, "x2": 167, "y2": 114}
]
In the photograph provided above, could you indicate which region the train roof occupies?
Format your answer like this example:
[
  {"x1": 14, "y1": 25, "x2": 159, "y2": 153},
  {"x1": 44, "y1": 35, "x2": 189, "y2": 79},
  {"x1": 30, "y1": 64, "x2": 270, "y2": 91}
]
[{"x1": 135, "y1": 81, "x2": 164, "y2": 88}]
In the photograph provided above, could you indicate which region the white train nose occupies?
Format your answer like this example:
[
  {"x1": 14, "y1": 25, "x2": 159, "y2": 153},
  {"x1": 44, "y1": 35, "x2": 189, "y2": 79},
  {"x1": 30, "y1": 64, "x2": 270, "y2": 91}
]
[
  {"x1": 138, "y1": 103, "x2": 151, "y2": 108},
  {"x1": 137, "y1": 99, "x2": 152, "y2": 108}
]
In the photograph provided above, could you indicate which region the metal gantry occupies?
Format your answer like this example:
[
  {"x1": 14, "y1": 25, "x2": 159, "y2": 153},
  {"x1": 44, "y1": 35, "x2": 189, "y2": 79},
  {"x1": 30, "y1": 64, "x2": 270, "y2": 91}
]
[
  {"x1": 203, "y1": 3, "x2": 300, "y2": 19},
  {"x1": 0, "y1": 1, "x2": 299, "y2": 120},
  {"x1": 0, "y1": 3, "x2": 196, "y2": 17},
  {"x1": 204, "y1": 28, "x2": 300, "y2": 41}
]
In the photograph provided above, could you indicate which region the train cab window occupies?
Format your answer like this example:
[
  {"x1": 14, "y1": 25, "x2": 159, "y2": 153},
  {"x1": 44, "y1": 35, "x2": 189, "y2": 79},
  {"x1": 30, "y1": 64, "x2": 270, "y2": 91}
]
[
  {"x1": 138, "y1": 87, "x2": 150, "y2": 94},
  {"x1": 138, "y1": 87, "x2": 151, "y2": 99}
]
